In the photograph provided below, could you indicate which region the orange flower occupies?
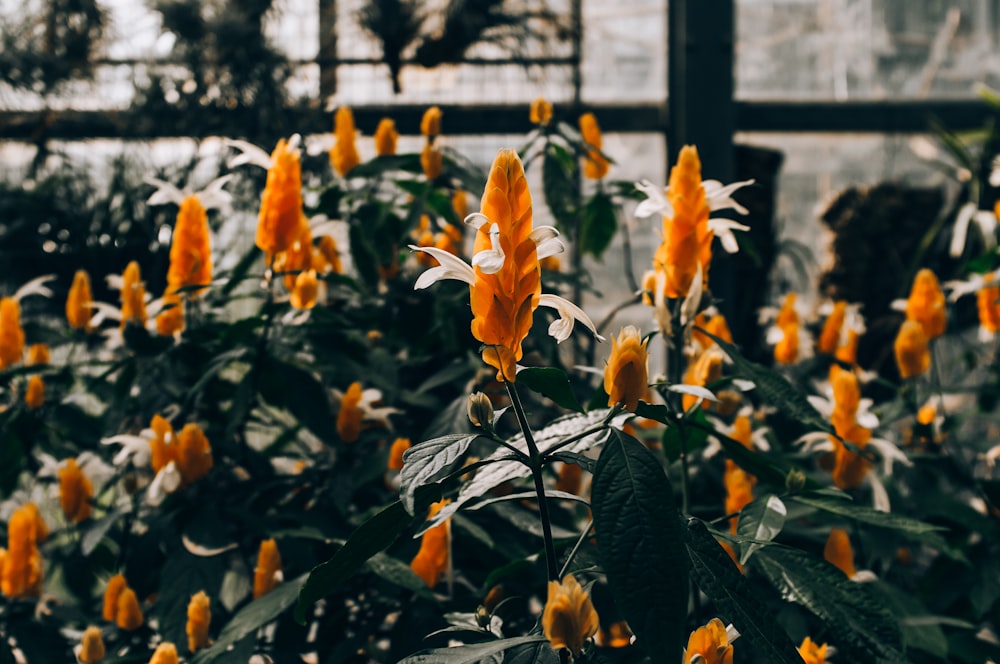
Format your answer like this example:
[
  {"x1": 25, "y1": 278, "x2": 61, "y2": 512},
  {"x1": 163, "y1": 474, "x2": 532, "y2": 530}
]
[
  {"x1": 25, "y1": 375, "x2": 44, "y2": 410},
  {"x1": 167, "y1": 195, "x2": 213, "y2": 296},
  {"x1": 530, "y1": 97, "x2": 553, "y2": 125},
  {"x1": 156, "y1": 293, "x2": 184, "y2": 337},
  {"x1": 894, "y1": 319, "x2": 930, "y2": 379},
  {"x1": 257, "y1": 137, "x2": 304, "y2": 257},
  {"x1": 421, "y1": 143, "x2": 443, "y2": 181},
  {"x1": 824, "y1": 528, "x2": 857, "y2": 578},
  {"x1": 555, "y1": 462, "x2": 584, "y2": 496},
  {"x1": 337, "y1": 381, "x2": 364, "y2": 443},
  {"x1": 102, "y1": 574, "x2": 127, "y2": 621},
  {"x1": 831, "y1": 422, "x2": 872, "y2": 489},
  {"x1": 597, "y1": 621, "x2": 632, "y2": 648},
  {"x1": 542, "y1": 574, "x2": 600, "y2": 657},
  {"x1": 773, "y1": 293, "x2": 800, "y2": 365},
  {"x1": 692, "y1": 311, "x2": 732, "y2": 351},
  {"x1": 798, "y1": 636, "x2": 830, "y2": 664},
  {"x1": 452, "y1": 189, "x2": 469, "y2": 219},
  {"x1": 290, "y1": 270, "x2": 319, "y2": 310},
  {"x1": 724, "y1": 464, "x2": 755, "y2": 533},
  {"x1": 149, "y1": 414, "x2": 176, "y2": 473},
  {"x1": 59, "y1": 458, "x2": 93, "y2": 523},
  {"x1": 684, "y1": 618, "x2": 736, "y2": 664},
  {"x1": 26, "y1": 343, "x2": 49, "y2": 366},
  {"x1": 578, "y1": 113, "x2": 609, "y2": 179},
  {"x1": 730, "y1": 415, "x2": 753, "y2": 449},
  {"x1": 116, "y1": 587, "x2": 144, "y2": 630},
  {"x1": 148, "y1": 642, "x2": 179, "y2": 664},
  {"x1": 978, "y1": 284, "x2": 1000, "y2": 334},
  {"x1": 905, "y1": 268, "x2": 946, "y2": 339},
  {"x1": 829, "y1": 364, "x2": 860, "y2": 428},
  {"x1": 835, "y1": 328, "x2": 860, "y2": 365},
  {"x1": 1, "y1": 503, "x2": 44, "y2": 598},
  {"x1": 374, "y1": 117, "x2": 398, "y2": 157},
  {"x1": 683, "y1": 347, "x2": 723, "y2": 411},
  {"x1": 313, "y1": 235, "x2": 342, "y2": 275},
  {"x1": 275, "y1": 217, "x2": 313, "y2": 291},
  {"x1": 175, "y1": 423, "x2": 213, "y2": 485},
  {"x1": 410, "y1": 500, "x2": 451, "y2": 588},
  {"x1": 651, "y1": 146, "x2": 710, "y2": 298},
  {"x1": 186, "y1": 590, "x2": 212, "y2": 652},
  {"x1": 253, "y1": 538, "x2": 283, "y2": 599},
  {"x1": 604, "y1": 326, "x2": 649, "y2": 412},
  {"x1": 387, "y1": 437, "x2": 411, "y2": 471},
  {"x1": 421, "y1": 106, "x2": 442, "y2": 139},
  {"x1": 120, "y1": 261, "x2": 147, "y2": 330},
  {"x1": 78, "y1": 626, "x2": 106, "y2": 664},
  {"x1": 67, "y1": 269, "x2": 93, "y2": 331},
  {"x1": 0, "y1": 297, "x2": 25, "y2": 369},
  {"x1": 331, "y1": 106, "x2": 361, "y2": 176},
  {"x1": 818, "y1": 301, "x2": 847, "y2": 355}
]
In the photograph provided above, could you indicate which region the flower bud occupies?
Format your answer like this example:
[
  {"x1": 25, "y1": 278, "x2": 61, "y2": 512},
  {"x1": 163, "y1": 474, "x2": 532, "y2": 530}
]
[
  {"x1": 785, "y1": 468, "x2": 807, "y2": 493},
  {"x1": 467, "y1": 392, "x2": 494, "y2": 429}
]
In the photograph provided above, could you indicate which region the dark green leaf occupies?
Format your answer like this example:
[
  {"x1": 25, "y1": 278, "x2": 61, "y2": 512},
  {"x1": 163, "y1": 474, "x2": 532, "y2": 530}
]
[
  {"x1": 398, "y1": 635, "x2": 548, "y2": 664},
  {"x1": 366, "y1": 552, "x2": 434, "y2": 596},
  {"x1": 349, "y1": 154, "x2": 422, "y2": 177},
  {"x1": 753, "y1": 544, "x2": 906, "y2": 662},
  {"x1": 400, "y1": 434, "x2": 480, "y2": 514},
  {"x1": 580, "y1": 192, "x2": 617, "y2": 259},
  {"x1": 735, "y1": 495, "x2": 786, "y2": 564},
  {"x1": 592, "y1": 429, "x2": 687, "y2": 660},
  {"x1": 81, "y1": 508, "x2": 125, "y2": 556},
  {"x1": 505, "y1": 639, "x2": 560, "y2": 664},
  {"x1": 791, "y1": 494, "x2": 947, "y2": 535},
  {"x1": 156, "y1": 551, "x2": 225, "y2": 649},
  {"x1": 550, "y1": 451, "x2": 595, "y2": 474},
  {"x1": 266, "y1": 359, "x2": 336, "y2": 445},
  {"x1": 661, "y1": 409, "x2": 709, "y2": 462},
  {"x1": 634, "y1": 401, "x2": 673, "y2": 425},
  {"x1": 684, "y1": 519, "x2": 804, "y2": 664},
  {"x1": 518, "y1": 367, "x2": 584, "y2": 413},
  {"x1": 349, "y1": 223, "x2": 380, "y2": 288},
  {"x1": 543, "y1": 143, "x2": 577, "y2": 231}
]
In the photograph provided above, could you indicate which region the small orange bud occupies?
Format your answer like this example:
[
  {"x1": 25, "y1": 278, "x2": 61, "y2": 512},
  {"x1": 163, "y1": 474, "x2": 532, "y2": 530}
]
[
  {"x1": 0, "y1": 297, "x2": 25, "y2": 369},
  {"x1": 421, "y1": 143, "x2": 443, "y2": 181},
  {"x1": 420, "y1": 106, "x2": 442, "y2": 139},
  {"x1": 530, "y1": 97, "x2": 553, "y2": 125},
  {"x1": 148, "y1": 642, "x2": 179, "y2": 664},
  {"x1": 290, "y1": 270, "x2": 319, "y2": 310},
  {"x1": 578, "y1": 113, "x2": 609, "y2": 179},
  {"x1": 26, "y1": 343, "x2": 49, "y2": 366},
  {"x1": 684, "y1": 617, "x2": 735, "y2": 664},
  {"x1": 823, "y1": 528, "x2": 857, "y2": 578},
  {"x1": 410, "y1": 500, "x2": 451, "y2": 588},
  {"x1": 905, "y1": 269, "x2": 946, "y2": 339},
  {"x1": 253, "y1": 539, "x2": 283, "y2": 599},
  {"x1": 78, "y1": 626, "x2": 106, "y2": 664},
  {"x1": 542, "y1": 574, "x2": 600, "y2": 657},
  {"x1": 59, "y1": 458, "x2": 93, "y2": 523},
  {"x1": 116, "y1": 586, "x2": 144, "y2": 631},
  {"x1": 331, "y1": 106, "x2": 361, "y2": 176},
  {"x1": 604, "y1": 326, "x2": 649, "y2": 412},
  {"x1": 67, "y1": 269, "x2": 94, "y2": 331},
  {"x1": 894, "y1": 319, "x2": 930, "y2": 379},
  {"x1": 24, "y1": 375, "x2": 45, "y2": 410},
  {"x1": 337, "y1": 382, "x2": 365, "y2": 443},
  {"x1": 175, "y1": 423, "x2": 213, "y2": 485},
  {"x1": 186, "y1": 590, "x2": 212, "y2": 652},
  {"x1": 374, "y1": 118, "x2": 398, "y2": 157},
  {"x1": 102, "y1": 574, "x2": 127, "y2": 622},
  {"x1": 387, "y1": 438, "x2": 411, "y2": 471},
  {"x1": 120, "y1": 261, "x2": 147, "y2": 330},
  {"x1": 797, "y1": 636, "x2": 830, "y2": 664}
]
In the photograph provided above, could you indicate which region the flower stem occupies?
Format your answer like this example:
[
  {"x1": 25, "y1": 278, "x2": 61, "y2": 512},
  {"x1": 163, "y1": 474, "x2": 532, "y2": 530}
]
[{"x1": 505, "y1": 380, "x2": 560, "y2": 582}]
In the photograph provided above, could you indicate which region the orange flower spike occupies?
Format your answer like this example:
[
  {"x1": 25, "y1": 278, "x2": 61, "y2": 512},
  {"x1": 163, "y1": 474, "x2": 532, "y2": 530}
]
[
  {"x1": 469, "y1": 149, "x2": 541, "y2": 381},
  {"x1": 724, "y1": 465, "x2": 755, "y2": 532},
  {"x1": 1, "y1": 504, "x2": 42, "y2": 597},
  {"x1": 67, "y1": 269, "x2": 94, "y2": 331},
  {"x1": 421, "y1": 143, "x2": 443, "y2": 181},
  {"x1": 331, "y1": 106, "x2": 361, "y2": 177},
  {"x1": 604, "y1": 326, "x2": 649, "y2": 412},
  {"x1": 831, "y1": 423, "x2": 872, "y2": 489},
  {"x1": 102, "y1": 574, "x2": 127, "y2": 621},
  {"x1": 186, "y1": 590, "x2": 212, "y2": 653},
  {"x1": 894, "y1": 319, "x2": 931, "y2": 379},
  {"x1": 25, "y1": 375, "x2": 45, "y2": 410},
  {"x1": 149, "y1": 414, "x2": 176, "y2": 473},
  {"x1": 978, "y1": 284, "x2": 1000, "y2": 334},
  {"x1": 542, "y1": 574, "x2": 600, "y2": 657},
  {"x1": 290, "y1": 270, "x2": 319, "y2": 310},
  {"x1": 818, "y1": 301, "x2": 848, "y2": 354},
  {"x1": 257, "y1": 137, "x2": 304, "y2": 257},
  {"x1": 78, "y1": 626, "x2": 106, "y2": 664},
  {"x1": 530, "y1": 97, "x2": 553, "y2": 125},
  {"x1": 730, "y1": 415, "x2": 753, "y2": 449},
  {"x1": 60, "y1": 458, "x2": 94, "y2": 523},
  {"x1": 824, "y1": 528, "x2": 857, "y2": 578},
  {"x1": 167, "y1": 195, "x2": 213, "y2": 295},
  {"x1": 684, "y1": 617, "x2": 736, "y2": 664},
  {"x1": 156, "y1": 292, "x2": 184, "y2": 337},
  {"x1": 116, "y1": 586, "x2": 144, "y2": 631},
  {"x1": 374, "y1": 118, "x2": 398, "y2": 157},
  {"x1": 314, "y1": 235, "x2": 342, "y2": 275},
  {"x1": 905, "y1": 268, "x2": 947, "y2": 339},
  {"x1": 0, "y1": 297, "x2": 25, "y2": 369},
  {"x1": 773, "y1": 321, "x2": 800, "y2": 365},
  {"x1": 387, "y1": 437, "x2": 411, "y2": 472},
  {"x1": 657, "y1": 146, "x2": 709, "y2": 298},
  {"x1": 176, "y1": 423, "x2": 213, "y2": 485},
  {"x1": 421, "y1": 106, "x2": 443, "y2": 139},
  {"x1": 776, "y1": 293, "x2": 798, "y2": 328},
  {"x1": 148, "y1": 642, "x2": 179, "y2": 664},
  {"x1": 410, "y1": 499, "x2": 451, "y2": 588},
  {"x1": 797, "y1": 636, "x2": 830, "y2": 664},
  {"x1": 337, "y1": 381, "x2": 365, "y2": 443},
  {"x1": 829, "y1": 364, "x2": 861, "y2": 428},
  {"x1": 253, "y1": 538, "x2": 283, "y2": 599},
  {"x1": 27, "y1": 343, "x2": 50, "y2": 366},
  {"x1": 119, "y1": 261, "x2": 147, "y2": 330},
  {"x1": 578, "y1": 112, "x2": 609, "y2": 179}
]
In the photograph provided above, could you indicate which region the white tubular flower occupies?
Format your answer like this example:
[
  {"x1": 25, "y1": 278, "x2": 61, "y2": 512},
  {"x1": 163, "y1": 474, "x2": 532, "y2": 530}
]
[
  {"x1": 409, "y1": 245, "x2": 476, "y2": 289},
  {"x1": 866, "y1": 436, "x2": 912, "y2": 476},
  {"x1": 224, "y1": 138, "x2": 276, "y2": 170},
  {"x1": 147, "y1": 461, "x2": 182, "y2": 506},
  {"x1": 145, "y1": 174, "x2": 233, "y2": 211},
  {"x1": 464, "y1": 212, "x2": 490, "y2": 231},
  {"x1": 472, "y1": 223, "x2": 505, "y2": 274},
  {"x1": 634, "y1": 177, "x2": 755, "y2": 219},
  {"x1": 538, "y1": 293, "x2": 605, "y2": 343},
  {"x1": 634, "y1": 180, "x2": 671, "y2": 218},
  {"x1": 668, "y1": 383, "x2": 719, "y2": 403},
  {"x1": 680, "y1": 263, "x2": 703, "y2": 327},
  {"x1": 531, "y1": 226, "x2": 564, "y2": 260},
  {"x1": 13, "y1": 274, "x2": 56, "y2": 301},
  {"x1": 707, "y1": 218, "x2": 751, "y2": 253},
  {"x1": 101, "y1": 434, "x2": 151, "y2": 466},
  {"x1": 951, "y1": 201, "x2": 999, "y2": 257}
]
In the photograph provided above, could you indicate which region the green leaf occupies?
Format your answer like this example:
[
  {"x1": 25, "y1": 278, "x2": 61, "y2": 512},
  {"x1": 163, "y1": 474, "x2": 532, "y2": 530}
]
[
  {"x1": 517, "y1": 367, "x2": 584, "y2": 413},
  {"x1": 294, "y1": 485, "x2": 441, "y2": 623},
  {"x1": 752, "y1": 545, "x2": 906, "y2": 662},
  {"x1": 684, "y1": 519, "x2": 804, "y2": 664},
  {"x1": 398, "y1": 636, "x2": 549, "y2": 664},
  {"x1": 349, "y1": 223, "x2": 380, "y2": 288},
  {"x1": 661, "y1": 408, "x2": 709, "y2": 462},
  {"x1": 700, "y1": 330, "x2": 833, "y2": 434},
  {"x1": 735, "y1": 495, "x2": 786, "y2": 564},
  {"x1": 365, "y1": 552, "x2": 434, "y2": 596},
  {"x1": 592, "y1": 429, "x2": 687, "y2": 660},
  {"x1": 265, "y1": 358, "x2": 336, "y2": 445},
  {"x1": 791, "y1": 494, "x2": 947, "y2": 535},
  {"x1": 634, "y1": 401, "x2": 673, "y2": 425},
  {"x1": 400, "y1": 434, "x2": 480, "y2": 514},
  {"x1": 542, "y1": 143, "x2": 577, "y2": 231},
  {"x1": 192, "y1": 574, "x2": 305, "y2": 664},
  {"x1": 504, "y1": 639, "x2": 560, "y2": 664},
  {"x1": 349, "y1": 153, "x2": 422, "y2": 177},
  {"x1": 81, "y1": 508, "x2": 125, "y2": 556},
  {"x1": 580, "y1": 191, "x2": 617, "y2": 259}
]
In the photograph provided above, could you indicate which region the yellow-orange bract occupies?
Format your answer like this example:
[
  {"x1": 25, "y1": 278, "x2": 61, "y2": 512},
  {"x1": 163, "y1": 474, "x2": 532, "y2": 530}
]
[
  {"x1": 773, "y1": 293, "x2": 800, "y2": 365},
  {"x1": 257, "y1": 138, "x2": 304, "y2": 257},
  {"x1": 798, "y1": 636, "x2": 830, "y2": 664},
  {"x1": 410, "y1": 500, "x2": 451, "y2": 588},
  {"x1": 470, "y1": 149, "x2": 541, "y2": 381},
  {"x1": 683, "y1": 348, "x2": 723, "y2": 411},
  {"x1": 66, "y1": 269, "x2": 93, "y2": 331},
  {"x1": 116, "y1": 586, "x2": 144, "y2": 631},
  {"x1": 120, "y1": 261, "x2": 147, "y2": 330},
  {"x1": 824, "y1": 527, "x2": 857, "y2": 578},
  {"x1": 387, "y1": 437, "x2": 411, "y2": 471},
  {"x1": 78, "y1": 626, "x2": 105, "y2": 664},
  {"x1": 421, "y1": 106, "x2": 442, "y2": 139},
  {"x1": 530, "y1": 97, "x2": 553, "y2": 125},
  {"x1": 313, "y1": 235, "x2": 342, "y2": 275},
  {"x1": 102, "y1": 574, "x2": 127, "y2": 621},
  {"x1": 541, "y1": 574, "x2": 599, "y2": 657},
  {"x1": 27, "y1": 343, "x2": 49, "y2": 366},
  {"x1": 176, "y1": 423, "x2": 213, "y2": 485},
  {"x1": 60, "y1": 458, "x2": 93, "y2": 523},
  {"x1": 25, "y1": 375, "x2": 44, "y2": 410},
  {"x1": 724, "y1": 465, "x2": 755, "y2": 533},
  {"x1": 578, "y1": 112, "x2": 609, "y2": 179},
  {"x1": 905, "y1": 268, "x2": 946, "y2": 339},
  {"x1": 652, "y1": 146, "x2": 710, "y2": 299},
  {"x1": 149, "y1": 414, "x2": 176, "y2": 473},
  {"x1": 684, "y1": 617, "x2": 734, "y2": 664},
  {"x1": 0, "y1": 297, "x2": 25, "y2": 369},
  {"x1": 604, "y1": 326, "x2": 649, "y2": 412},
  {"x1": 186, "y1": 590, "x2": 211, "y2": 652},
  {"x1": 421, "y1": 143, "x2": 443, "y2": 180},
  {"x1": 148, "y1": 642, "x2": 179, "y2": 664},
  {"x1": 1, "y1": 503, "x2": 44, "y2": 598},
  {"x1": 337, "y1": 382, "x2": 365, "y2": 443},
  {"x1": 818, "y1": 301, "x2": 847, "y2": 355},
  {"x1": 156, "y1": 293, "x2": 184, "y2": 337},
  {"x1": 828, "y1": 365, "x2": 872, "y2": 489},
  {"x1": 894, "y1": 319, "x2": 930, "y2": 379},
  {"x1": 167, "y1": 195, "x2": 212, "y2": 296},
  {"x1": 374, "y1": 118, "x2": 398, "y2": 156},
  {"x1": 290, "y1": 270, "x2": 319, "y2": 310},
  {"x1": 978, "y1": 284, "x2": 1000, "y2": 333},
  {"x1": 253, "y1": 538, "x2": 283, "y2": 599},
  {"x1": 835, "y1": 328, "x2": 860, "y2": 365},
  {"x1": 331, "y1": 106, "x2": 361, "y2": 176}
]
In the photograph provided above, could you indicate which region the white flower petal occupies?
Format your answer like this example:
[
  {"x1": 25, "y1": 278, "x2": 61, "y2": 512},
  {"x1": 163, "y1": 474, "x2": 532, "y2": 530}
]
[
  {"x1": 852, "y1": 570, "x2": 879, "y2": 583},
  {"x1": 537, "y1": 293, "x2": 605, "y2": 343},
  {"x1": 889, "y1": 298, "x2": 908, "y2": 312},
  {"x1": 410, "y1": 246, "x2": 475, "y2": 289},
  {"x1": 530, "y1": 226, "x2": 565, "y2": 260},
  {"x1": 950, "y1": 202, "x2": 977, "y2": 257},
  {"x1": 147, "y1": 462, "x2": 181, "y2": 506},
  {"x1": 197, "y1": 174, "x2": 234, "y2": 210},
  {"x1": 464, "y1": 212, "x2": 490, "y2": 231},
  {"x1": 724, "y1": 624, "x2": 741, "y2": 644},
  {"x1": 668, "y1": 383, "x2": 719, "y2": 402},
  {"x1": 633, "y1": 180, "x2": 669, "y2": 218},
  {"x1": 680, "y1": 263, "x2": 703, "y2": 326},
  {"x1": 974, "y1": 210, "x2": 998, "y2": 249},
  {"x1": 144, "y1": 176, "x2": 186, "y2": 206},
  {"x1": 867, "y1": 436, "x2": 912, "y2": 475},
  {"x1": 707, "y1": 218, "x2": 751, "y2": 254},
  {"x1": 471, "y1": 223, "x2": 505, "y2": 274},
  {"x1": 224, "y1": 138, "x2": 274, "y2": 170},
  {"x1": 731, "y1": 379, "x2": 756, "y2": 392},
  {"x1": 703, "y1": 178, "x2": 755, "y2": 214},
  {"x1": 868, "y1": 473, "x2": 891, "y2": 512},
  {"x1": 795, "y1": 431, "x2": 835, "y2": 453},
  {"x1": 13, "y1": 274, "x2": 56, "y2": 301}
]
